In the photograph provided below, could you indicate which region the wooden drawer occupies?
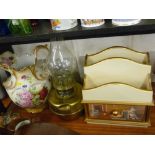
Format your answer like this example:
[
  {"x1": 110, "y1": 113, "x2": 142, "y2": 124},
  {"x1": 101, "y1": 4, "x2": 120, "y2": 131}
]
[
  {"x1": 86, "y1": 104, "x2": 147, "y2": 122},
  {"x1": 84, "y1": 104, "x2": 151, "y2": 127}
]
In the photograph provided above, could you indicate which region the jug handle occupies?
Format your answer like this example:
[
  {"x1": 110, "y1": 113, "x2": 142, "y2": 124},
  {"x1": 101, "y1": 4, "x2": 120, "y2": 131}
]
[{"x1": 33, "y1": 45, "x2": 49, "y2": 80}]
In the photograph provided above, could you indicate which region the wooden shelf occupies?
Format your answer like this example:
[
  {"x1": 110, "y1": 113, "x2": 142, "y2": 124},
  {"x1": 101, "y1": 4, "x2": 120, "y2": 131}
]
[{"x1": 1, "y1": 20, "x2": 155, "y2": 45}]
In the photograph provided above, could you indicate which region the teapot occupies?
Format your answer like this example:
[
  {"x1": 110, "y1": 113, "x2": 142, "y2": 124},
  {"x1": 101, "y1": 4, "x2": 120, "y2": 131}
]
[{"x1": 0, "y1": 45, "x2": 51, "y2": 113}]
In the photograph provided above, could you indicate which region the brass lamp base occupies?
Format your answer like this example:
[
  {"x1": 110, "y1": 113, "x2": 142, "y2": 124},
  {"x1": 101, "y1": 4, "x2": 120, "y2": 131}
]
[
  {"x1": 49, "y1": 106, "x2": 83, "y2": 120},
  {"x1": 48, "y1": 83, "x2": 83, "y2": 120}
]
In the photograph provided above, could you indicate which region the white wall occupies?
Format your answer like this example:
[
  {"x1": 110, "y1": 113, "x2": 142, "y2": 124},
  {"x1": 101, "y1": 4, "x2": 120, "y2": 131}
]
[{"x1": 1, "y1": 33, "x2": 155, "y2": 81}]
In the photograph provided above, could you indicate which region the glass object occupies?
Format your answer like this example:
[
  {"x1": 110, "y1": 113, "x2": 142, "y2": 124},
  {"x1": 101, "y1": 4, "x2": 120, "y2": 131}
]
[
  {"x1": 0, "y1": 20, "x2": 10, "y2": 36},
  {"x1": 51, "y1": 19, "x2": 77, "y2": 31},
  {"x1": 48, "y1": 41, "x2": 83, "y2": 120},
  {"x1": 48, "y1": 41, "x2": 76, "y2": 96},
  {"x1": 80, "y1": 19, "x2": 105, "y2": 27},
  {"x1": 112, "y1": 19, "x2": 141, "y2": 26},
  {"x1": 7, "y1": 19, "x2": 32, "y2": 35}
]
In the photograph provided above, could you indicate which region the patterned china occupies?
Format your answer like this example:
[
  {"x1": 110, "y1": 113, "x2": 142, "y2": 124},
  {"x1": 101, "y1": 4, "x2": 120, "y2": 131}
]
[{"x1": 0, "y1": 45, "x2": 51, "y2": 113}]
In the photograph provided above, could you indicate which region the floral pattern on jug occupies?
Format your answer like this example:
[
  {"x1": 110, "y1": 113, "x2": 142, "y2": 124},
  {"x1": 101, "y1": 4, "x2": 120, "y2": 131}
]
[{"x1": 9, "y1": 72, "x2": 50, "y2": 108}]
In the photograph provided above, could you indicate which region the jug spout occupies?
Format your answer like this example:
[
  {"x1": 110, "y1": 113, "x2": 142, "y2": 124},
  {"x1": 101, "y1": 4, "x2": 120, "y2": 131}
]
[
  {"x1": 0, "y1": 64, "x2": 17, "y2": 89},
  {"x1": 0, "y1": 63, "x2": 14, "y2": 75}
]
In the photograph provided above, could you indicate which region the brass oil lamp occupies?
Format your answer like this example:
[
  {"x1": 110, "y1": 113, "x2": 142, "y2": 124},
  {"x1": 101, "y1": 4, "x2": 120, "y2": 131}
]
[{"x1": 48, "y1": 40, "x2": 83, "y2": 120}]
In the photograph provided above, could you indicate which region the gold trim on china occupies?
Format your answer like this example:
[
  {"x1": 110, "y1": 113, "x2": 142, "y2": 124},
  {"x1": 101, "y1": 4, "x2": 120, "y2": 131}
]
[
  {"x1": 3, "y1": 79, "x2": 14, "y2": 89},
  {"x1": 85, "y1": 46, "x2": 150, "y2": 66},
  {"x1": 2, "y1": 66, "x2": 46, "y2": 90},
  {"x1": 0, "y1": 63, "x2": 14, "y2": 74}
]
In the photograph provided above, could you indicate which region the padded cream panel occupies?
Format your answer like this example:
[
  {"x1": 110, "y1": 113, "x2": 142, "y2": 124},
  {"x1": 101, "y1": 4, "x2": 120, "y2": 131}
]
[
  {"x1": 82, "y1": 83, "x2": 153, "y2": 105},
  {"x1": 84, "y1": 58, "x2": 151, "y2": 89},
  {"x1": 86, "y1": 46, "x2": 149, "y2": 66}
]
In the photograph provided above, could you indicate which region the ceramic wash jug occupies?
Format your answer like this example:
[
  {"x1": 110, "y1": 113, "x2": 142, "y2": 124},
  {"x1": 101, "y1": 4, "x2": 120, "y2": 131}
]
[{"x1": 0, "y1": 45, "x2": 51, "y2": 113}]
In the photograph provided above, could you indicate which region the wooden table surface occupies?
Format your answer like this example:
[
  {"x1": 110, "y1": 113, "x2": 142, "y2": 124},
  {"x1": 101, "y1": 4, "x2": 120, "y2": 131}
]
[
  {"x1": 3, "y1": 104, "x2": 155, "y2": 135},
  {"x1": 1, "y1": 83, "x2": 155, "y2": 135},
  {"x1": 49, "y1": 106, "x2": 155, "y2": 135}
]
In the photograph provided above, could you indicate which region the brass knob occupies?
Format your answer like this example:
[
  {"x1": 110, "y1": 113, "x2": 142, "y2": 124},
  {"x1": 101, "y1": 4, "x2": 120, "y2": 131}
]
[{"x1": 112, "y1": 110, "x2": 119, "y2": 116}]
